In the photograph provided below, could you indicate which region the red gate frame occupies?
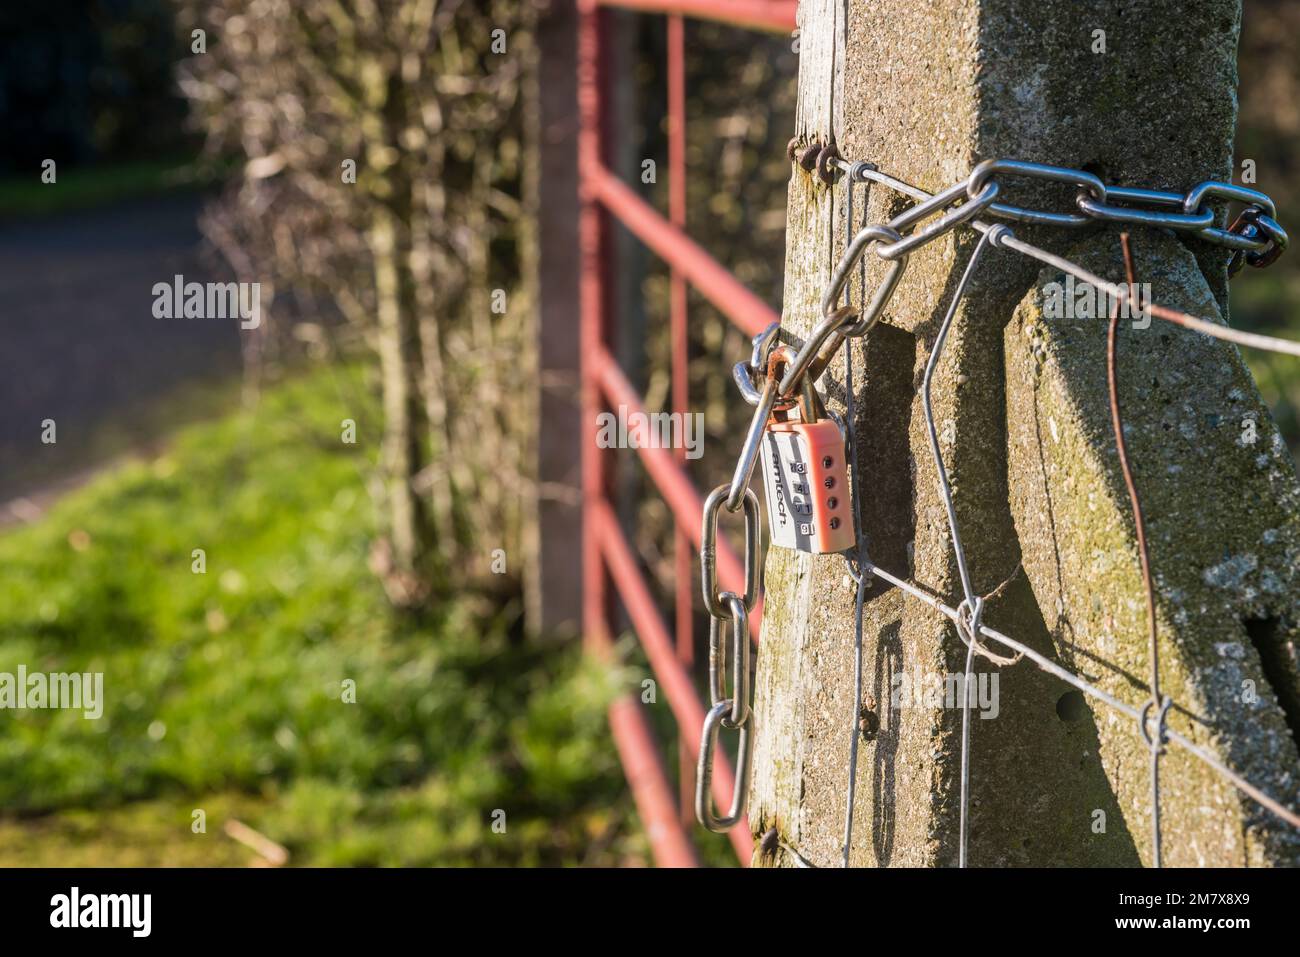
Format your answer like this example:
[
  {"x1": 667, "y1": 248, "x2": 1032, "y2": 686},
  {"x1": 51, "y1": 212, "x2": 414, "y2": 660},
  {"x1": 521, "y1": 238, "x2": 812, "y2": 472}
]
[{"x1": 576, "y1": 0, "x2": 798, "y2": 866}]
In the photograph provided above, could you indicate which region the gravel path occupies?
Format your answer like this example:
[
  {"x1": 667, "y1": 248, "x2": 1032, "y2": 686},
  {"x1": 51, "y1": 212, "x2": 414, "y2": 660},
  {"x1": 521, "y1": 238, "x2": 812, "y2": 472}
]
[{"x1": 0, "y1": 193, "x2": 242, "y2": 503}]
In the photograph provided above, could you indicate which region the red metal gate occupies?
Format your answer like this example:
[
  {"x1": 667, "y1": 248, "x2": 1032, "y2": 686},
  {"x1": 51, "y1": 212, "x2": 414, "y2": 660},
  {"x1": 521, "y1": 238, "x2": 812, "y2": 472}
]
[{"x1": 576, "y1": 0, "x2": 798, "y2": 866}]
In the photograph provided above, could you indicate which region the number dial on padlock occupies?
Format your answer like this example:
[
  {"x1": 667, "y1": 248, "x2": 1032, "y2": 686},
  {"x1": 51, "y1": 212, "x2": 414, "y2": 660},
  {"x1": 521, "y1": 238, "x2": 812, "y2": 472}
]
[{"x1": 759, "y1": 418, "x2": 855, "y2": 553}]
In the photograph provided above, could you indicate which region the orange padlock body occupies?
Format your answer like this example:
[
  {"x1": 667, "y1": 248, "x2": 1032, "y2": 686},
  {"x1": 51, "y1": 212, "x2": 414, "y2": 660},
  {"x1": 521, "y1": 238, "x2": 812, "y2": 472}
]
[{"x1": 759, "y1": 418, "x2": 855, "y2": 553}]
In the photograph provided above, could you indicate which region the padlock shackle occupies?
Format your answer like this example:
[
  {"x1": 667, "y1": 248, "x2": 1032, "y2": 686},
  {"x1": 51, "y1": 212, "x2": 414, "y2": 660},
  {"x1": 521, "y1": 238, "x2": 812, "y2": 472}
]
[{"x1": 766, "y1": 346, "x2": 825, "y2": 425}]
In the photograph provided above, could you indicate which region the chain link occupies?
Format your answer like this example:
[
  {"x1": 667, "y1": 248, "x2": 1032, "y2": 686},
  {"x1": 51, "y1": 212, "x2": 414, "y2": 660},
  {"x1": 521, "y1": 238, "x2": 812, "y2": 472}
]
[
  {"x1": 700, "y1": 485, "x2": 760, "y2": 620},
  {"x1": 708, "y1": 592, "x2": 751, "y2": 728},
  {"x1": 697, "y1": 485, "x2": 760, "y2": 833},
  {"x1": 730, "y1": 157, "x2": 1288, "y2": 425}
]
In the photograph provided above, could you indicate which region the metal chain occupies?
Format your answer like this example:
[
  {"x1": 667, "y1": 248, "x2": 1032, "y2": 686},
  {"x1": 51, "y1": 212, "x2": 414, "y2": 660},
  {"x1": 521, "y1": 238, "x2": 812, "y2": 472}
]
[
  {"x1": 733, "y1": 158, "x2": 1289, "y2": 417},
  {"x1": 699, "y1": 153, "x2": 1300, "y2": 864},
  {"x1": 697, "y1": 484, "x2": 760, "y2": 833}
]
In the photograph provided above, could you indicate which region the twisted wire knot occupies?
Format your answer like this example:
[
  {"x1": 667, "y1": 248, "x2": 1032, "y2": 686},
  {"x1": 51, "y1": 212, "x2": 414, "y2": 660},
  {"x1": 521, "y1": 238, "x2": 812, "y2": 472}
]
[
  {"x1": 956, "y1": 595, "x2": 1021, "y2": 667},
  {"x1": 1139, "y1": 695, "x2": 1174, "y2": 755}
]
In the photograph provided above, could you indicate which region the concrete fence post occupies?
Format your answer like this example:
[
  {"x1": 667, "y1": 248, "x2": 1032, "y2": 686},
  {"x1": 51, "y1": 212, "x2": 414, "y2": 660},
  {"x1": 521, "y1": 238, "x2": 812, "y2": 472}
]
[{"x1": 752, "y1": 0, "x2": 1300, "y2": 867}]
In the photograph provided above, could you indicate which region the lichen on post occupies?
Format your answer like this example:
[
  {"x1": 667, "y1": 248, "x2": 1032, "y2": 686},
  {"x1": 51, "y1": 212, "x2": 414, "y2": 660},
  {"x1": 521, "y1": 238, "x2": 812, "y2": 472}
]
[{"x1": 751, "y1": 0, "x2": 1300, "y2": 867}]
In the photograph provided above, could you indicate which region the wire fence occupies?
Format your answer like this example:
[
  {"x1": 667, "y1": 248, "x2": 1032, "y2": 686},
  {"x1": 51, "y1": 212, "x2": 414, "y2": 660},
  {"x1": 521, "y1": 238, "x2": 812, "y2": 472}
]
[{"x1": 733, "y1": 154, "x2": 1300, "y2": 867}]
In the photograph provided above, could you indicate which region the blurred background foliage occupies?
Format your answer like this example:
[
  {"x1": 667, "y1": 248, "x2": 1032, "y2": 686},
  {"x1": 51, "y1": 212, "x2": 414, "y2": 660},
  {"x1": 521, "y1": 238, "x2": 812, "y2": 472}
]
[
  {"x1": 0, "y1": 1, "x2": 194, "y2": 173},
  {"x1": 1233, "y1": 0, "x2": 1300, "y2": 446},
  {"x1": 172, "y1": 0, "x2": 539, "y2": 608}
]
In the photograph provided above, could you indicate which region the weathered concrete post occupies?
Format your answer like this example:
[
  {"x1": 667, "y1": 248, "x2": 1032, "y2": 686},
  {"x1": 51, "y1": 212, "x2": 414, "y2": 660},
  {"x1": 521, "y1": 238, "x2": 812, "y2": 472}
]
[{"x1": 751, "y1": 0, "x2": 1300, "y2": 867}]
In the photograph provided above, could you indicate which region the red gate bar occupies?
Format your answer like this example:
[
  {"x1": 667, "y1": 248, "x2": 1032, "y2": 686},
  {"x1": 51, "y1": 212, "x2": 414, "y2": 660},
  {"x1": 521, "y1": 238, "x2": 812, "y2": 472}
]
[
  {"x1": 607, "y1": 695, "x2": 700, "y2": 866},
  {"x1": 595, "y1": 501, "x2": 754, "y2": 860},
  {"x1": 668, "y1": 7, "x2": 692, "y2": 831},
  {"x1": 596, "y1": 0, "x2": 797, "y2": 33},
  {"x1": 595, "y1": 501, "x2": 718, "y2": 746},
  {"x1": 588, "y1": 611, "x2": 699, "y2": 866},
  {"x1": 578, "y1": 0, "x2": 696, "y2": 864},
  {"x1": 577, "y1": 0, "x2": 797, "y2": 867},
  {"x1": 587, "y1": 165, "x2": 775, "y2": 339},
  {"x1": 594, "y1": 346, "x2": 763, "y2": 639}
]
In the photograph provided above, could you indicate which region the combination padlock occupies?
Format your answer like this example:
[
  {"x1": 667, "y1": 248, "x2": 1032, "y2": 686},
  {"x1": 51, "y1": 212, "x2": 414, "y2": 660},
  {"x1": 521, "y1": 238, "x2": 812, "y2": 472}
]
[{"x1": 758, "y1": 348, "x2": 855, "y2": 553}]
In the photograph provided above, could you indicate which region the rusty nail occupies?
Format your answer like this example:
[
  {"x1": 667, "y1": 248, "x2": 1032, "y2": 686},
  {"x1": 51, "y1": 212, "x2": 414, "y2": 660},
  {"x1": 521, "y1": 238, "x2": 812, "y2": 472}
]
[
  {"x1": 798, "y1": 141, "x2": 821, "y2": 172},
  {"x1": 817, "y1": 141, "x2": 841, "y2": 185}
]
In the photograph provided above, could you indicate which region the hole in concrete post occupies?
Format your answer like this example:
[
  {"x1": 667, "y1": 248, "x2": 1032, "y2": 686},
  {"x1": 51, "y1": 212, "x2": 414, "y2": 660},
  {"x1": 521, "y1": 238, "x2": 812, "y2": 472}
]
[
  {"x1": 1081, "y1": 160, "x2": 1109, "y2": 183},
  {"x1": 1055, "y1": 690, "x2": 1088, "y2": 722},
  {"x1": 1242, "y1": 614, "x2": 1300, "y2": 754}
]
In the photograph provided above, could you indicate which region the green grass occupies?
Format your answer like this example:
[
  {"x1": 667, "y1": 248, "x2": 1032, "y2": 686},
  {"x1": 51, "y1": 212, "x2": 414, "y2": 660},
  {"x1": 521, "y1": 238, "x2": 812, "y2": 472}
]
[
  {"x1": 0, "y1": 157, "x2": 220, "y2": 219},
  {"x1": 0, "y1": 366, "x2": 645, "y2": 866},
  {"x1": 1233, "y1": 274, "x2": 1300, "y2": 454}
]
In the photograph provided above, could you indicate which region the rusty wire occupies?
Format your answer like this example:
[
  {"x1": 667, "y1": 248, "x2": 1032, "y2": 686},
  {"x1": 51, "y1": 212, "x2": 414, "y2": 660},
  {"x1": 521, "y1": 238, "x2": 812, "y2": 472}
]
[{"x1": 1107, "y1": 233, "x2": 1171, "y2": 866}]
